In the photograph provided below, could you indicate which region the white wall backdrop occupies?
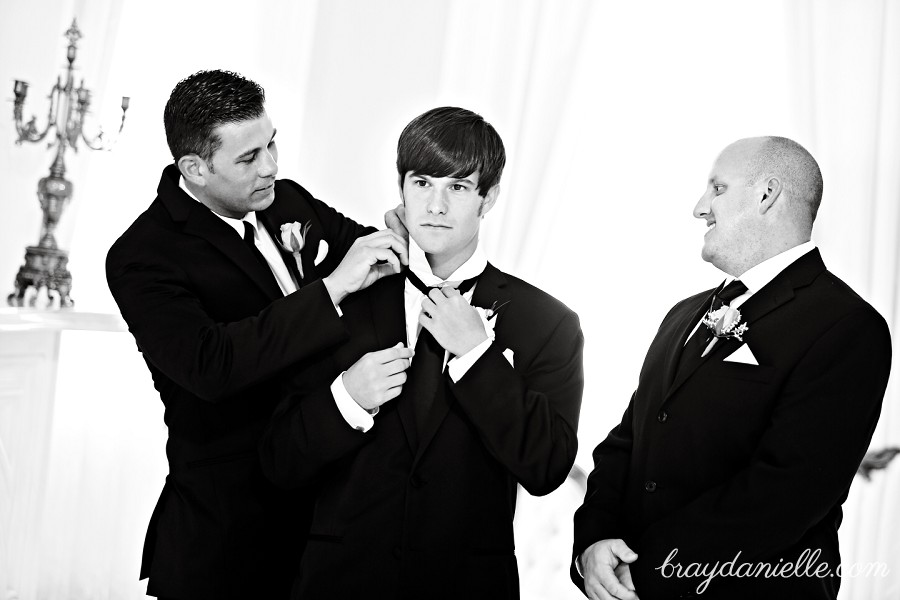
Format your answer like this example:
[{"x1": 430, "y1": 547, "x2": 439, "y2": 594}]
[{"x1": 0, "y1": 0, "x2": 897, "y2": 598}]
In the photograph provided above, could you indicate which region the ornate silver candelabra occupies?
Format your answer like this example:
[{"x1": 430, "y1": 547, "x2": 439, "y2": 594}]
[{"x1": 8, "y1": 18, "x2": 129, "y2": 308}]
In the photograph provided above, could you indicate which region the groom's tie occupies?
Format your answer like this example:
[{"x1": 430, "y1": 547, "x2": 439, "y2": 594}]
[
  {"x1": 404, "y1": 268, "x2": 478, "y2": 434},
  {"x1": 678, "y1": 279, "x2": 748, "y2": 372}
]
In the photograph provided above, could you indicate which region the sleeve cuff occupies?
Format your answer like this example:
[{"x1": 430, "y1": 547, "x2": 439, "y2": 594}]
[
  {"x1": 331, "y1": 373, "x2": 376, "y2": 431},
  {"x1": 448, "y1": 337, "x2": 492, "y2": 382}
]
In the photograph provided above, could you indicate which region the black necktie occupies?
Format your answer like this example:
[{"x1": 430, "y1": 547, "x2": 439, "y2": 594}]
[
  {"x1": 242, "y1": 221, "x2": 283, "y2": 294},
  {"x1": 243, "y1": 221, "x2": 271, "y2": 270},
  {"x1": 679, "y1": 279, "x2": 749, "y2": 366},
  {"x1": 404, "y1": 268, "x2": 478, "y2": 433}
]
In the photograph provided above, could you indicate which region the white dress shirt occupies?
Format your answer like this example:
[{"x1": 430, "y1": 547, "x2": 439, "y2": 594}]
[
  {"x1": 331, "y1": 239, "x2": 493, "y2": 432},
  {"x1": 179, "y1": 176, "x2": 299, "y2": 295}
]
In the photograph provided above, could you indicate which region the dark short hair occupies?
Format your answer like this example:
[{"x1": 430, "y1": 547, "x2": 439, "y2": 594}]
[
  {"x1": 163, "y1": 70, "x2": 266, "y2": 166},
  {"x1": 396, "y1": 107, "x2": 506, "y2": 197}
]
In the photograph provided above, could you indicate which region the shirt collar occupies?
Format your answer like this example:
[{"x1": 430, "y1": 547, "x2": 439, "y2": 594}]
[
  {"x1": 179, "y1": 175, "x2": 257, "y2": 238},
  {"x1": 408, "y1": 238, "x2": 487, "y2": 288},
  {"x1": 735, "y1": 240, "x2": 817, "y2": 294}
]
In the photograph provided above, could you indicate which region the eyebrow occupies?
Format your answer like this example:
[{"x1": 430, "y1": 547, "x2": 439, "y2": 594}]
[{"x1": 235, "y1": 129, "x2": 277, "y2": 162}]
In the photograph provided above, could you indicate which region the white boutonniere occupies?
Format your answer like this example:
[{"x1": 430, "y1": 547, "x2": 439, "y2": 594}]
[
  {"x1": 278, "y1": 221, "x2": 311, "y2": 278},
  {"x1": 701, "y1": 304, "x2": 749, "y2": 342}
]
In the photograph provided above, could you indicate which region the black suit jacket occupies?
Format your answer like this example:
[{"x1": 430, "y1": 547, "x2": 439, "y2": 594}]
[
  {"x1": 572, "y1": 249, "x2": 892, "y2": 599},
  {"x1": 106, "y1": 164, "x2": 370, "y2": 599},
  {"x1": 260, "y1": 263, "x2": 584, "y2": 600}
]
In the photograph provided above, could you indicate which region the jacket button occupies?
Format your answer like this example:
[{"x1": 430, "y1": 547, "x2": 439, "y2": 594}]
[
  {"x1": 657, "y1": 411, "x2": 669, "y2": 423},
  {"x1": 392, "y1": 546, "x2": 401, "y2": 559},
  {"x1": 410, "y1": 475, "x2": 424, "y2": 488},
  {"x1": 645, "y1": 480, "x2": 657, "y2": 493}
]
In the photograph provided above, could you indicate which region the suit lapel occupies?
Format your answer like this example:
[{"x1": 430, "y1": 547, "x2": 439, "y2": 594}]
[
  {"x1": 257, "y1": 209, "x2": 306, "y2": 286},
  {"x1": 413, "y1": 263, "x2": 510, "y2": 465},
  {"x1": 663, "y1": 249, "x2": 825, "y2": 401},
  {"x1": 158, "y1": 165, "x2": 282, "y2": 300},
  {"x1": 661, "y1": 285, "x2": 722, "y2": 395},
  {"x1": 368, "y1": 275, "x2": 418, "y2": 453}
]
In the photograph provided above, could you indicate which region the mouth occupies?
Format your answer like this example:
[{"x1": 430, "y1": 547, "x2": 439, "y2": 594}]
[
  {"x1": 705, "y1": 221, "x2": 716, "y2": 232},
  {"x1": 255, "y1": 182, "x2": 275, "y2": 193},
  {"x1": 420, "y1": 223, "x2": 451, "y2": 230}
]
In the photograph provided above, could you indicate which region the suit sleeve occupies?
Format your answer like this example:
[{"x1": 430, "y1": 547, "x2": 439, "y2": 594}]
[
  {"x1": 628, "y1": 308, "x2": 891, "y2": 597},
  {"x1": 449, "y1": 310, "x2": 584, "y2": 497},
  {"x1": 569, "y1": 393, "x2": 636, "y2": 591},
  {"x1": 105, "y1": 193, "x2": 372, "y2": 402},
  {"x1": 259, "y1": 382, "x2": 371, "y2": 488}
]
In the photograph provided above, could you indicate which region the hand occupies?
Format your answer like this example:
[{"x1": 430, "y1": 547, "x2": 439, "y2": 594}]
[
  {"x1": 581, "y1": 539, "x2": 639, "y2": 600},
  {"x1": 342, "y1": 343, "x2": 414, "y2": 411},
  {"x1": 323, "y1": 230, "x2": 409, "y2": 304},
  {"x1": 384, "y1": 204, "x2": 409, "y2": 241},
  {"x1": 419, "y1": 287, "x2": 488, "y2": 357}
]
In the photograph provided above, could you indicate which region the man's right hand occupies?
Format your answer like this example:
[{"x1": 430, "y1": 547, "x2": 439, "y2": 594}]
[
  {"x1": 323, "y1": 230, "x2": 409, "y2": 305},
  {"x1": 581, "y1": 539, "x2": 640, "y2": 600},
  {"x1": 343, "y1": 343, "x2": 414, "y2": 411}
]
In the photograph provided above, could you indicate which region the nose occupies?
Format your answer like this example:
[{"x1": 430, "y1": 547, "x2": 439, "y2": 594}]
[
  {"x1": 258, "y1": 147, "x2": 278, "y2": 179},
  {"x1": 426, "y1": 188, "x2": 448, "y2": 215},
  {"x1": 693, "y1": 190, "x2": 711, "y2": 220}
]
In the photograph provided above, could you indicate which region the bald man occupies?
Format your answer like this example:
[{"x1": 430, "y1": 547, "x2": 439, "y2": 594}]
[{"x1": 572, "y1": 137, "x2": 891, "y2": 600}]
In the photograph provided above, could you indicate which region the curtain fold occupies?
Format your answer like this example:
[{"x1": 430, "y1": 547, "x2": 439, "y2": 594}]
[{"x1": 785, "y1": 2, "x2": 900, "y2": 598}]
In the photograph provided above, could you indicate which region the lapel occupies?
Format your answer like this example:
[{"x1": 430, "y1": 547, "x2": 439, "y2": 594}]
[
  {"x1": 412, "y1": 262, "x2": 510, "y2": 466},
  {"x1": 663, "y1": 249, "x2": 826, "y2": 401},
  {"x1": 157, "y1": 165, "x2": 282, "y2": 300},
  {"x1": 256, "y1": 208, "x2": 307, "y2": 286},
  {"x1": 364, "y1": 275, "x2": 417, "y2": 452},
  {"x1": 660, "y1": 283, "x2": 723, "y2": 395}
]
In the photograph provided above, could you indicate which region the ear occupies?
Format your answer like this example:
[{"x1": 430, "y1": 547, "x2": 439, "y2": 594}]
[
  {"x1": 758, "y1": 176, "x2": 782, "y2": 215},
  {"x1": 177, "y1": 154, "x2": 208, "y2": 187},
  {"x1": 479, "y1": 185, "x2": 500, "y2": 217}
]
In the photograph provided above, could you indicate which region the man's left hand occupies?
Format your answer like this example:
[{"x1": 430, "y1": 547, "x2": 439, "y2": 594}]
[{"x1": 420, "y1": 287, "x2": 487, "y2": 357}]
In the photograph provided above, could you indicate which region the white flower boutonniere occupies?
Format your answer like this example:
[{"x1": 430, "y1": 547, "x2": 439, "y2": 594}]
[
  {"x1": 278, "y1": 221, "x2": 311, "y2": 278},
  {"x1": 701, "y1": 304, "x2": 749, "y2": 342}
]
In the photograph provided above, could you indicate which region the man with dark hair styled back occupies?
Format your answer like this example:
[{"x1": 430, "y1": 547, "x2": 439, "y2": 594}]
[
  {"x1": 106, "y1": 69, "x2": 408, "y2": 600},
  {"x1": 572, "y1": 137, "x2": 891, "y2": 600},
  {"x1": 260, "y1": 107, "x2": 585, "y2": 600}
]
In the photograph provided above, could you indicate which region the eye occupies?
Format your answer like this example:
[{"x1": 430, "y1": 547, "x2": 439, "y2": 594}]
[
  {"x1": 451, "y1": 183, "x2": 468, "y2": 192},
  {"x1": 413, "y1": 178, "x2": 428, "y2": 187},
  {"x1": 713, "y1": 184, "x2": 725, "y2": 194}
]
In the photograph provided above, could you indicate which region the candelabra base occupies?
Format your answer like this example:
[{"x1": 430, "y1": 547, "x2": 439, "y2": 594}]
[{"x1": 7, "y1": 245, "x2": 74, "y2": 308}]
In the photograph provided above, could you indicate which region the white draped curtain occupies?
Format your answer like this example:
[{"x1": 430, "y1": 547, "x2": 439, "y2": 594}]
[{"x1": 0, "y1": 1, "x2": 897, "y2": 598}]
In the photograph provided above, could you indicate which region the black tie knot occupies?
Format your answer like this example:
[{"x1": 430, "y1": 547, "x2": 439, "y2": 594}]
[
  {"x1": 404, "y1": 267, "x2": 478, "y2": 296},
  {"x1": 717, "y1": 279, "x2": 748, "y2": 305}
]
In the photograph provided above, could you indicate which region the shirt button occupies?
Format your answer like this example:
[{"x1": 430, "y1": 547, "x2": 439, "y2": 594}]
[
  {"x1": 657, "y1": 411, "x2": 669, "y2": 423},
  {"x1": 645, "y1": 480, "x2": 658, "y2": 493}
]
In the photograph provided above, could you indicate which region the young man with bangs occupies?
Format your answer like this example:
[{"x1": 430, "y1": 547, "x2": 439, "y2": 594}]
[{"x1": 260, "y1": 107, "x2": 585, "y2": 599}]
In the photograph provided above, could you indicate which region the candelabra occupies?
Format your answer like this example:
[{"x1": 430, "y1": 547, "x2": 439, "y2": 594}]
[{"x1": 8, "y1": 18, "x2": 129, "y2": 308}]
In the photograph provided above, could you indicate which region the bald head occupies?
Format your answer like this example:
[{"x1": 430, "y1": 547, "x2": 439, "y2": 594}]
[{"x1": 742, "y1": 136, "x2": 823, "y2": 231}]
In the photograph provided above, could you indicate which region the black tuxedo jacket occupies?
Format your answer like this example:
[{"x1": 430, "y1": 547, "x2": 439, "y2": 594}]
[
  {"x1": 260, "y1": 263, "x2": 584, "y2": 600},
  {"x1": 572, "y1": 250, "x2": 891, "y2": 599},
  {"x1": 106, "y1": 164, "x2": 370, "y2": 599}
]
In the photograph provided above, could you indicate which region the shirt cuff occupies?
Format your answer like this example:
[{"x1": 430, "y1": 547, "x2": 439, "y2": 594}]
[
  {"x1": 332, "y1": 299, "x2": 343, "y2": 318},
  {"x1": 331, "y1": 373, "x2": 377, "y2": 431},
  {"x1": 575, "y1": 553, "x2": 585, "y2": 578},
  {"x1": 448, "y1": 337, "x2": 492, "y2": 382}
]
